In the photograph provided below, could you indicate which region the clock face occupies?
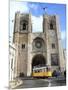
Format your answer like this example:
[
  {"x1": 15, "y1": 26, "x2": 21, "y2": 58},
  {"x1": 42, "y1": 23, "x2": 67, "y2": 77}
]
[{"x1": 35, "y1": 41, "x2": 42, "y2": 48}]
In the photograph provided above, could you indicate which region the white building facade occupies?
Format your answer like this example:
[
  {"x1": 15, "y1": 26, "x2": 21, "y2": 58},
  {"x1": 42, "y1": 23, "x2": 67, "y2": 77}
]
[{"x1": 9, "y1": 44, "x2": 16, "y2": 81}]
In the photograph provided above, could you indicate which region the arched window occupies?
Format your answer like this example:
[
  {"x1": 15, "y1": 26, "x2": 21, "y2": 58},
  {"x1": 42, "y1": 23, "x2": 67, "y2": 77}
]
[
  {"x1": 20, "y1": 20, "x2": 28, "y2": 31},
  {"x1": 23, "y1": 23, "x2": 27, "y2": 30},
  {"x1": 50, "y1": 23, "x2": 53, "y2": 29}
]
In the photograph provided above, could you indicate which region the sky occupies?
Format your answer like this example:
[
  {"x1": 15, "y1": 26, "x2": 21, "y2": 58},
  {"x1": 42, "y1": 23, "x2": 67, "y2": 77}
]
[{"x1": 10, "y1": 0, "x2": 66, "y2": 49}]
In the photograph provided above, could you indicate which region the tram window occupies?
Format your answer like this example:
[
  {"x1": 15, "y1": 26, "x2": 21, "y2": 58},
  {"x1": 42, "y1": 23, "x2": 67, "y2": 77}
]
[
  {"x1": 35, "y1": 71, "x2": 37, "y2": 73},
  {"x1": 40, "y1": 69, "x2": 42, "y2": 72},
  {"x1": 37, "y1": 70, "x2": 40, "y2": 72},
  {"x1": 45, "y1": 69, "x2": 46, "y2": 72},
  {"x1": 34, "y1": 70, "x2": 36, "y2": 73},
  {"x1": 43, "y1": 69, "x2": 45, "y2": 72},
  {"x1": 33, "y1": 70, "x2": 35, "y2": 73},
  {"x1": 42, "y1": 69, "x2": 44, "y2": 72},
  {"x1": 36, "y1": 71, "x2": 37, "y2": 73}
]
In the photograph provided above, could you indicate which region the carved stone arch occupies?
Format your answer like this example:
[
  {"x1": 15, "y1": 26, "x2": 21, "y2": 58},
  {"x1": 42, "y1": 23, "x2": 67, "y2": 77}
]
[{"x1": 32, "y1": 54, "x2": 46, "y2": 69}]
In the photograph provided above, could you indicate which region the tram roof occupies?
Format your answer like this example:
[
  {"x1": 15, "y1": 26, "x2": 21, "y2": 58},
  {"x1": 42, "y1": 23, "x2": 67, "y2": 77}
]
[{"x1": 33, "y1": 66, "x2": 47, "y2": 70}]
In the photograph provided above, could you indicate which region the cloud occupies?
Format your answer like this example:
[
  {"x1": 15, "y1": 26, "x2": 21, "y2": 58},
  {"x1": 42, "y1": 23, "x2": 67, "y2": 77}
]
[
  {"x1": 10, "y1": 1, "x2": 29, "y2": 19},
  {"x1": 10, "y1": 1, "x2": 29, "y2": 41},
  {"x1": 61, "y1": 30, "x2": 66, "y2": 48},
  {"x1": 31, "y1": 15, "x2": 43, "y2": 32},
  {"x1": 29, "y1": 3, "x2": 38, "y2": 10},
  {"x1": 15, "y1": 2, "x2": 29, "y2": 13},
  {"x1": 61, "y1": 30, "x2": 66, "y2": 40}
]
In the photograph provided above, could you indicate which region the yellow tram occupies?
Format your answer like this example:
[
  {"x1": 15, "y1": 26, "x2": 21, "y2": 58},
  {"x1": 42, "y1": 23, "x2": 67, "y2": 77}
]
[{"x1": 32, "y1": 66, "x2": 52, "y2": 78}]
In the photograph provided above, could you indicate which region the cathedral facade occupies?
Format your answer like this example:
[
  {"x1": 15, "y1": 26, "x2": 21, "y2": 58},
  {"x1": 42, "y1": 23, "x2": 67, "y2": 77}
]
[{"x1": 13, "y1": 12, "x2": 65, "y2": 77}]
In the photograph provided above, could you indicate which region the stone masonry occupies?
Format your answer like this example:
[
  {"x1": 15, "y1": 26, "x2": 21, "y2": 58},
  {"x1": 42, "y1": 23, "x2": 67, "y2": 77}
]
[{"x1": 13, "y1": 12, "x2": 65, "y2": 77}]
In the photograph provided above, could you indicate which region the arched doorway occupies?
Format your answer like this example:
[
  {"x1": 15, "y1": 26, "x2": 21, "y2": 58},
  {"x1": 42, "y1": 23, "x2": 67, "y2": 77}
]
[{"x1": 32, "y1": 54, "x2": 46, "y2": 69}]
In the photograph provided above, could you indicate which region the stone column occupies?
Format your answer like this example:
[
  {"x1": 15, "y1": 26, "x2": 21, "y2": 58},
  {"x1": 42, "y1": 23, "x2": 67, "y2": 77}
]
[
  {"x1": 27, "y1": 33, "x2": 32, "y2": 76},
  {"x1": 56, "y1": 15, "x2": 65, "y2": 72},
  {"x1": 43, "y1": 15, "x2": 51, "y2": 66}
]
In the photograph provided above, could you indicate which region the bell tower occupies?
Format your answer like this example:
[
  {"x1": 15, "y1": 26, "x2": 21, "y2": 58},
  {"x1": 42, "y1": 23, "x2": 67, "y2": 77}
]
[
  {"x1": 43, "y1": 15, "x2": 65, "y2": 71},
  {"x1": 13, "y1": 12, "x2": 32, "y2": 77}
]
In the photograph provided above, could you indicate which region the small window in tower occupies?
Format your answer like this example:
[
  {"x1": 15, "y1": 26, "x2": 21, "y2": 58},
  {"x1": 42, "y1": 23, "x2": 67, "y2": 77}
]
[
  {"x1": 20, "y1": 20, "x2": 28, "y2": 31},
  {"x1": 50, "y1": 23, "x2": 53, "y2": 30},
  {"x1": 22, "y1": 44, "x2": 25, "y2": 49},
  {"x1": 23, "y1": 23, "x2": 27, "y2": 30},
  {"x1": 52, "y1": 43, "x2": 55, "y2": 49}
]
